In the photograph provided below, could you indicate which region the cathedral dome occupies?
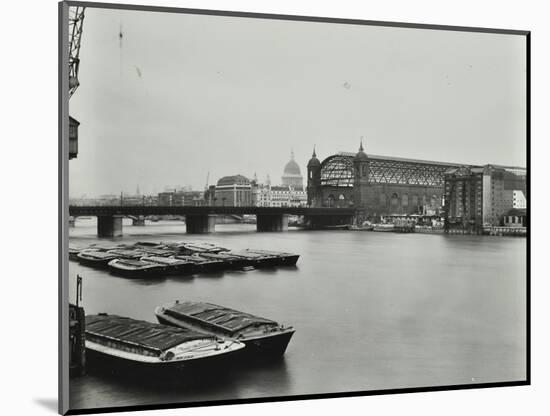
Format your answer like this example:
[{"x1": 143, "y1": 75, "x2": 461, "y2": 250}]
[
  {"x1": 284, "y1": 159, "x2": 301, "y2": 176},
  {"x1": 282, "y1": 150, "x2": 304, "y2": 189}
]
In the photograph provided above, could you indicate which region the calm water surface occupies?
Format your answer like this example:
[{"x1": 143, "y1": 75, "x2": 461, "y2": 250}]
[{"x1": 69, "y1": 219, "x2": 526, "y2": 411}]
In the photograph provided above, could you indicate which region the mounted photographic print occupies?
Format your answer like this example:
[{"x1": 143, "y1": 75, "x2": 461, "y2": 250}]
[{"x1": 59, "y1": 1, "x2": 530, "y2": 414}]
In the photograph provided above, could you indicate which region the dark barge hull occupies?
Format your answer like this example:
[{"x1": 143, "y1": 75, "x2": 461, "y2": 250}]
[
  {"x1": 199, "y1": 254, "x2": 252, "y2": 270},
  {"x1": 240, "y1": 330, "x2": 295, "y2": 357},
  {"x1": 85, "y1": 343, "x2": 242, "y2": 379},
  {"x1": 195, "y1": 261, "x2": 225, "y2": 273},
  {"x1": 273, "y1": 254, "x2": 299, "y2": 267},
  {"x1": 84, "y1": 314, "x2": 244, "y2": 379},
  {"x1": 243, "y1": 250, "x2": 299, "y2": 267},
  {"x1": 175, "y1": 257, "x2": 226, "y2": 274},
  {"x1": 77, "y1": 255, "x2": 115, "y2": 269},
  {"x1": 108, "y1": 265, "x2": 164, "y2": 278},
  {"x1": 69, "y1": 251, "x2": 80, "y2": 262}
]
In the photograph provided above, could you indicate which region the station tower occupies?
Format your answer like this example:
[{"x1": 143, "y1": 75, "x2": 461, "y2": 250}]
[
  {"x1": 353, "y1": 139, "x2": 370, "y2": 216},
  {"x1": 306, "y1": 146, "x2": 321, "y2": 207}
]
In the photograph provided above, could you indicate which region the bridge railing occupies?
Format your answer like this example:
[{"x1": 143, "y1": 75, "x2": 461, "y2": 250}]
[{"x1": 69, "y1": 205, "x2": 357, "y2": 217}]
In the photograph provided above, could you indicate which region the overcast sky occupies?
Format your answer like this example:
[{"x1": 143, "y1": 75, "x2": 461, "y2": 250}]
[{"x1": 69, "y1": 7, "x2": 527, "y2": 198}]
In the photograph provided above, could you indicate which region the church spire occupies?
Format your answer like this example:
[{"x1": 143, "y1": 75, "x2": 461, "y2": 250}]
[
  {"x1": 290, "y1": 148, "x2": 295, "y2": 161},
  {"x1": 359, "y1": 136, "x2": 364, "y2": 152},
  {"x1": 312, "y1": 145, "x2": 317, "y2": 158}
]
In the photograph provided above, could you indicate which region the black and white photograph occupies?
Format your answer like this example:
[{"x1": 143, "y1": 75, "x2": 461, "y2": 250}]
[{"x1": 59, "y1": 1, "x2": 528, "y2": 414}]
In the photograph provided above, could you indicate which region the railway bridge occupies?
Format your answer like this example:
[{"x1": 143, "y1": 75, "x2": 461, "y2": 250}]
[{"x1": 68, "y1": 205, "x2": 356, "y2": 237}]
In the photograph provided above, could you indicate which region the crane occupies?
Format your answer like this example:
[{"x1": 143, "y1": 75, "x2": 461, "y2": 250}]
[
  {"x1": 68, "y1": 6, "x2": 85, "y2": 159},
  {"x1": 68, "y1": 6, "x2": 85, "y2": 98}
]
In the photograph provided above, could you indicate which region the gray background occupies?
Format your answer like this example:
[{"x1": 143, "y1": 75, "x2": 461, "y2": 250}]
[{"x1": 69, "y1": 8, "x2": 526, "y2": 197}]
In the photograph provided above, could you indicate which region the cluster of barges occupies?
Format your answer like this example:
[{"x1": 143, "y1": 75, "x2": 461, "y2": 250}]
[
  {"x1": 70, "y1": 241, "x2": 299, "y2": 277},
  {"x1": 85, "y1": 301, "x2": 295, "y2": 375}
]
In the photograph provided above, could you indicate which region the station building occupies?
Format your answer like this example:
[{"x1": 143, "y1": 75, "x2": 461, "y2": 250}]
[{"x1": 306, "y1": 142, "x2": 455, "y2": 220}]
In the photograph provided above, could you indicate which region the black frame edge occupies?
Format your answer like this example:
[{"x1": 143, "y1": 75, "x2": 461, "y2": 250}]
[
  {"x1": 59, "y1": 1, "x2": 70, "y2": 415},
  {"x1": 64, "y1": 0, "x2": 529, "y2": 36},
  {"x1": 66, "y1": 380, "x2": 530, "y2": 415}
]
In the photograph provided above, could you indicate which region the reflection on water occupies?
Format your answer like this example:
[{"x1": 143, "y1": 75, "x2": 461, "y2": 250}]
[{"x1": 69, "y1": 219, "x2": 526, "y2": 411}]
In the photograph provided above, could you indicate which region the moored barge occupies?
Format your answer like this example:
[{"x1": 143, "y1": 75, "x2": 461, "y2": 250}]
[
  {"x1": 241, "y1": 249, "x2": 299, "y2": 267},
  {"x1": 171, "y1": 242, "x2": 229, "y2": 255},
  {"x1": 69, "y1": 247, "x2": 81, "y2": 261},
  {"x1": 77, "y1": 249, "x2": 119, "y2": 268},
  {"x1": 107, "y1": 258, "x2": 163, "y2": 277},
  {"x1": 140, "y1": 256, "x2": 196, "y2": 275},
  {"x1": 198, "y1": 252, "x2": 252, "y2": 270},
  {"x1": 85, "y1": 313, "x2": 245, "y2": 375},
  {"x1": 174, "y1": 255, "x2": 225, "y2": 273},
  {"x1": 155, "y1": 301, "x2": 295, "y2": 358}
]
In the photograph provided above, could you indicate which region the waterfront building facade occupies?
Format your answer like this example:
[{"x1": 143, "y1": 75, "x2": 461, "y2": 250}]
[
  {"x1": 443, "y1": 165, "x2": 527, "y2": 231},
  {"x1": 252, "y1": 183, "x2": 307, "y2": 207}
]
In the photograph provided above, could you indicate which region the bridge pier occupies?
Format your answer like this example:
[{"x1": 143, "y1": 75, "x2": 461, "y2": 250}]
[
  {"x1": 97, "y1": 215, "x2": 123, "y2": 238},
  {"x1": 132, "y1": 216, "x2": 146, "y2": 226},
  {"x1": 186, "y1": 214, "x2": 216, "y2": 234},
  {"x1": 257, "y1": 214, "x2": 289, "y2": 232}
]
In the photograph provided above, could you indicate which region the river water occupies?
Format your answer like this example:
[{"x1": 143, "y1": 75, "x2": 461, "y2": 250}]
[{"x1": 68, "y1": 218, "x2": 526, "y2": 411}]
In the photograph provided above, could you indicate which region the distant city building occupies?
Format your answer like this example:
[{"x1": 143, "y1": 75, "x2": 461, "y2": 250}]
[
  {"x1": 214, "y1": 175, "x2": 252, "y2": 206},
  {"x1": 204, "y1": 185, "x2": 216, "y2": 205},
  {"x1": 281, "y1": 150, "x2": 304, "y2": 190},
  {"x1": 503, "y1": 208, "x2": 527, "y2": 227},
  {"x1": 252, "y1": 183, "x2": 307, "y2": 207},
  {"x1": 69, "y1": 193, "x2": 157, "y2": 206},
  {"x1": 157, "y1": 189, "x2": 205, "y2": 206},
  {"x1": 443, "y1": 165, "x2": 527, "y2": 231},
  {"x1": 250, "y1": 151, "x2": 308, "y2": 207},
  {"x1": 504, "y1": 189, "x2": 527, "y2": 209}
]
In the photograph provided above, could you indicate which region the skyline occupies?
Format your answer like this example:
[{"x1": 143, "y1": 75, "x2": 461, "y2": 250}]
[{"x1": 69, "y1": 8, "x2": 527, "y2": 198}]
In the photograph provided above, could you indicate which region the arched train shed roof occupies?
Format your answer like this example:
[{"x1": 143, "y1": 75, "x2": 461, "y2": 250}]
[{"x1": 320, "y1": 152, "x2": 462, "y2": 188}]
